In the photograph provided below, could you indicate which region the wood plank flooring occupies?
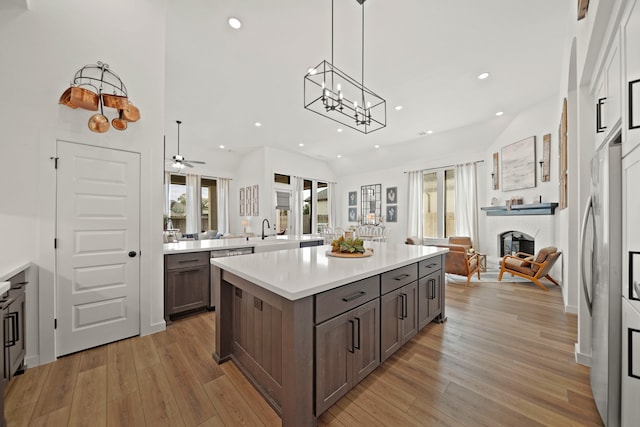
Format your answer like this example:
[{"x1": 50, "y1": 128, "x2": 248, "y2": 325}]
[{"x1": 5, "y1": 279, "x2": 603, "y2": 426}]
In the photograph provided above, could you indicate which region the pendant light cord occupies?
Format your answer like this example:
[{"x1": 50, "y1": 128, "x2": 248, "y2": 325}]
[{"x1": 361, "y1": 1, "x2": 365, "y2": 106}]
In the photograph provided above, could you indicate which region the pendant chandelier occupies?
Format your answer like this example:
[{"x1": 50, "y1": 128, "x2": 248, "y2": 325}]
[{"x1": 304, "y1": 0, "x2": 386, "y2": 134}]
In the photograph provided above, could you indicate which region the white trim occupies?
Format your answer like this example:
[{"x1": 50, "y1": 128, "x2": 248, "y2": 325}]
[{"x1": 575, "y1": 343, "x2": 591, "y2": 366}]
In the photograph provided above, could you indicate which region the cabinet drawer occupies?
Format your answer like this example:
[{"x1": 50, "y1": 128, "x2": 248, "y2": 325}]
[
  {"x1": 315, "y1": 276, "x2": 379, "y2": 324},
  {"x1": 419, "y1": 256, "x2": 442, "y2": 278},
  {"x1": 381, "y1": 264, "x2": 417, "y2": 295},
  {"x1": 166, "y1": 252, "x2": 209, "y2": 270}
]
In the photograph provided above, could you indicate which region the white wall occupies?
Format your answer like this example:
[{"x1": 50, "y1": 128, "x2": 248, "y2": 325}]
[{"x1": 0, "y1": 0, "x2": 167, "y2": 365}]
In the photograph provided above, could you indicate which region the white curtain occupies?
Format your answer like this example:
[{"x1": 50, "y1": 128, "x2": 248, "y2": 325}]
[
  {"x1": 327, "y1": 182, "x2": 337, "y2": 229},
  {"x1": 291, "y1": 177, "x2": 304, "y2": 236},
  {"x1": 455, "y1": 162, "x2": 479, "y2": 247},
  {"x1": 407, "y1": 170, "x2": 424, "y2": 244},
  {"x1": 217, "y1": 178, "x2": 230, "y2": 234},
  {"x1": 185, "y1": 174, "x2": 201, "y2": 234}
]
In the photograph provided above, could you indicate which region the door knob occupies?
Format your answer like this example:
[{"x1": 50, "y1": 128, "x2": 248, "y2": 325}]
[{"x1": 128, "y1": 251, "x2": 137, "y2": 257}]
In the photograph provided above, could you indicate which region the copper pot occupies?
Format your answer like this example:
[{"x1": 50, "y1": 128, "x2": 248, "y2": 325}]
[
  {"x1": 88, "y1": 113, "x2": 110, "y2": 133},
  {"x1": 112, "y1": 111, "x2": 128, "y2": 131},
  {"x1": 69, "y1": 87, "x2": 99, "y2": 111},
  {"x1": 121, "y1": 102, "x2": 140, "y2": 122},
  {"x1": 102, "y1": 93, "x2": 129, "y2": 109},
  {"x1": 58, "y1": 87, "x2": 78, "y2": 109}
]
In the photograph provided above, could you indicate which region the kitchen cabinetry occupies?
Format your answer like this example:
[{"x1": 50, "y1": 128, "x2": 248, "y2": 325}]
[
  {"x1": 164, "y1": 252, "x2": 210, "y2": 322},
  {"x1": 622, "y1": 0, "x2": 640, "y2": 156},
  {"x1": 315, "y1": 276, "x2": 380, "y2": 415},
  {"x1": 316, "y1": 298, "x2": 379, "y2": 416},
  {"x1": 380, "y1": 264, "x2": 418, "y2": 362},
  {"x1": 418, "y1": 256, "x2": 444, "y2": 329},
  {"x1": 2, "y1": 271, "x2": 26, "y2": 385},
  {"x1": 622, "y1": 298, "x2": 640, "y2": 426}
]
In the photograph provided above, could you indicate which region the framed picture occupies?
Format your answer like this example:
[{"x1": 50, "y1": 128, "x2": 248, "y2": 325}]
[
  {"x1": 501, "y1": 136, "x2": 536, "y2": 191},
  {"x1": 348, "y1": 191, "x2": 357, "y2": 206},
  {"x1": 252, "y1": 184, "x2": 259, "y2": 216},
  {"x1": 348, "y1": 207, "x2": 357, "y2": 222},
  {"x1": 386, "y1": 187, "x2": 397, "y2": 204},
  {"x1": 239, "y1": 188, "x2": 245, "y2": 216},
  {"x1": 492, "y1": 152, "x2": 499, "y2": 190},
  {"x1": 386, "y1": 205, "x2": 397, "y2": 223},
  {"x1": 542, "y1": 134, "x2": 551, "y2": 182},
  {"x1": 245, "y1": 186, "x2": 252, "y2": 216}
]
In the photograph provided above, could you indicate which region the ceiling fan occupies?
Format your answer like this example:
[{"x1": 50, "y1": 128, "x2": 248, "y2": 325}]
[{"x1": 165, "y1": 120, "x2": 205, "y2": 169}]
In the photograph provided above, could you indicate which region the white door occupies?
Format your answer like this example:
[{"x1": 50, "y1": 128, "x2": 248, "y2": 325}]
[{"x1": 56, "y1": 141, "x2": 140, "y2": 356}]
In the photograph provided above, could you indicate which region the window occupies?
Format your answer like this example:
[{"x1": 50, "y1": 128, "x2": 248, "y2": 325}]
[
  {"x1": 316, "y1": 182, "x2": 328, "y2": 232},
  {"x1": 168, "y1": 174, "x2": 186, "y2": 232},
  {"x1": 166, "y1": 174, "x2": 218, "y2": 234},
  {"x1": 422, "y1": 168, "x2": 456, "y2": 238},
  {"x1": 201, "y1": 178, "x2": 217, "y2": 232},
  {"x1": 274, "y1": 174, "x2": 331, "y2": 235},
  {"x1": 302, "y1": 179, "x2": 312, "y2": 234}
]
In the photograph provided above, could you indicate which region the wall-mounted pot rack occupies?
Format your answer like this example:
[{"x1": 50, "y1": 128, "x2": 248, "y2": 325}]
[{"x1": 58, "y1": 61, "x2": 140, "y2": 133}]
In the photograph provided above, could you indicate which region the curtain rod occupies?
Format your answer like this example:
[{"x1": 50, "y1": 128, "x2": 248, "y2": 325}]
[{"x1": 403, "y1": 159, "x2": 484, "y2": 174}]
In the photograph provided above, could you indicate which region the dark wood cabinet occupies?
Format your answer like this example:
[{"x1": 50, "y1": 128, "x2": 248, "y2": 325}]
[
  {"x1": 165, "y1": 252, "x2": 210, "y2": 321},
  {"x1": 381, "y1": 282, "x2": 417, "y2": 362},
  {"x1": 2, "y1": 271, "x2": 27, "y2": 387},
  {"x1": 315, "y1": 298, "x2": 379, "y2": 416},
  {"x1": 418, "y1": 269, "x2": 443, "y2": 330}
]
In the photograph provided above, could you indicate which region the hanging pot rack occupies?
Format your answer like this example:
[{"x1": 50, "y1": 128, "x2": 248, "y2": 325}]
[{"x1": 58, "y1": 61, "x2": 140, "y2": 133}]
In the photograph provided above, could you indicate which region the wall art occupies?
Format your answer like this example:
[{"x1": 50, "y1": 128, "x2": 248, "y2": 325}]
[{"x1": 501, "y1": 136, "x2": 536, "y2": 192}]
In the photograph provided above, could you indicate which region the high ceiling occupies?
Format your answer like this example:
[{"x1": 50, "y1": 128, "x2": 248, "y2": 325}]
[{"x1": 164, "y1": 0, "x2": 570, "y2": 170}]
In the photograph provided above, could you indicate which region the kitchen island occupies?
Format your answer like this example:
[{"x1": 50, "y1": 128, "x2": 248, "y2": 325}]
[{"x1": 211, "y1": 242, "x2": 447, "y2": 426}]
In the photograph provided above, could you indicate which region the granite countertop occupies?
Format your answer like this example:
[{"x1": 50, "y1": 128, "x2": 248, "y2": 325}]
[
  {"x1": 211, "y1": 242, "x2": 448, "y2": 300},
  {"x1": 164, "y1": 235, "x2": 324, "y2": 254}
]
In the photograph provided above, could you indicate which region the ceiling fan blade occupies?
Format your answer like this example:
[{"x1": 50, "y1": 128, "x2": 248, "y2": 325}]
[
  {"x1": 185, "y1": 159, "x2": 206, "y2": 164},
  {"x1": 183, "y1": 162, "x2": 195, "y2": 168}
]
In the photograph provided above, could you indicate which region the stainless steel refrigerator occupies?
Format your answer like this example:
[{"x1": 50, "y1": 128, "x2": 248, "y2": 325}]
[{"x1": 581, "y1": 139, "x2": 622, "y2": 426}]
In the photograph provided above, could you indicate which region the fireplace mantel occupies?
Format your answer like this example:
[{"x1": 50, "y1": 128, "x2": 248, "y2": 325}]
[{"x1": 481, "y1": 202, "x2": 558, "y2": 216}]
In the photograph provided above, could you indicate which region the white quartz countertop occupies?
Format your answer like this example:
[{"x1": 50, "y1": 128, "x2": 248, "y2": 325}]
[
  {"x1": 164, "y1": 235, "x2": 324, "y2": 254},
  {"x1": 0, "y1": 261, "x2": 32, "y2": 283},
  {"x1": 211, "y1": 243, "x2": 448, "y2": 300}
]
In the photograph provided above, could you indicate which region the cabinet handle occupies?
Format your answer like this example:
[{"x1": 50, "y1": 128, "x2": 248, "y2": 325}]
[
  {"x1": 342, "y1": 291, "x2": 366, "y2": 302},
  {"x1": 596, "y1": 97, "x2": 607, "y2": 133},
  {"x1": 398, "y1": 294, "x2": 404, "y2": 320},
  {"x1": 393, "y1": 273, "x2": 410, "y2": 281},
  {"x1": 178, "y1": 259, "x2": 200, "y2": 264},
  {"x1": 427, "y1": 263, "x2": 437, "y2": 268},
  {"x1": 402, "y1": 293, "x2": 408, "y2": 319},
  {"x1": 354, "y1": 317, "x2": 361, "y2": 350},
  {"x1": 629, "y1": 328, "x2": 640, "y2": 379},
  {"x1": 235, "y1": 288, "x2": 243, "y2": 298},
  {"x1": 348, "y1": 320, "x2": 355, "y2": 353},
  {"x1": 178, "y1": 269, "x2": 200, "y2": 275},
  {"x1": 5, "y1": 312, "x2": 16, "y2": 348},
  {"x1": 430, "y1": 279, "x2": 436, "y2": 300}
]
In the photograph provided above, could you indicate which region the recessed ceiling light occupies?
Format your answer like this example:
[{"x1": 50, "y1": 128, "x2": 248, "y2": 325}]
[
  {"x1": 477, "y1": 72, "x2": 490, "y2": 80},
  {"x1": 307, "y1": 68, "x2": 317, "y2": 75},
  {"x1": 299, "y1": 143, "x2": 304, "y2": 147},
  {"x1": 427, "y1": 130, "x2": 433, "y2": 134},
  {"x1": 394, "y1": 106, "x2": 403, "y2": 111},
  {"x1": 219, "y1": 145, "x2": 225, "y2": 149},
  {"x1": 228, "y1": 18, "x2": 242, "y2": 29},
  {"x1": 255, "y1": 122, "x2": 262, "y2": 127},
  {"x1": 374, "y1": 145, "x2": 380, "y2": 149},
  {"x1": 496, "y1": 111, "x2": 504, "y2": 116},
  {"x1": 337, "y1": 128, "x2": 343, "y2": 133},
  {"x1": 337, "y1": 154, "x2": 342, "y2": 158}
]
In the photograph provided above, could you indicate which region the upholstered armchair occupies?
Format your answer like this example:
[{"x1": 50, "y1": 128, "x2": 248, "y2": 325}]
[
  {"x1": 443, "y1": 245, "x2": 480, "y2": 285},
  {"x1": 498, "y1": 247, "x2": 561, "y2": 291}
]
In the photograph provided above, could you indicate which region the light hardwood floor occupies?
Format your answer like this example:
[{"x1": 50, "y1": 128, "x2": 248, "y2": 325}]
[{"x1": 5, "y1": 279, "x2": 603, "y2": 426}]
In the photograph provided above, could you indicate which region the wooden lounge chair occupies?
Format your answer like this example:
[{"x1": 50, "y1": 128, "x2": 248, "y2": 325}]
[{"x1": 498, "y1": 247, "x2": 561, "y2": 291}]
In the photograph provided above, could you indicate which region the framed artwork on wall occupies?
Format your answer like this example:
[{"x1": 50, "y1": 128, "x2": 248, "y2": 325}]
[
  {"x1": 386, "y1": 205, "x2": 397, "y2": 223},
  {"x1": 386, "y1": 187, "x2": 397, "y2": 204},
  {"x1": 348, "y1": 191, "x2": 357, "y2": 206},
  {"x1": 348, "y1": 207, "x2": 357, "y2": 222},
  {"x1": 492, "y1": 152, "x2": 499, "y2": 190},
  {"x1": 541, "y1": 134, "x2": 551, "y2": 182},
  {"x1": 239, "y1": 187, "x2": 245, "y2": 216},
  {"x1": 252, "y1": 184, "x2": 259, "y2": 216},
  {"x1": 501, "y1": 136, "x2": 536, "y2": 191}
]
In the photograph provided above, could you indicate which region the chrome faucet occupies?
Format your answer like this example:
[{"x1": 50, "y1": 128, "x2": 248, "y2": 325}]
[{"x1": 261, "y1": 218, "x2": 271, "y2": 240}]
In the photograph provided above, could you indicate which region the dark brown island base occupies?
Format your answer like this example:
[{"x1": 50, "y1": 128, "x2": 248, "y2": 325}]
[{"x1": 211, "y1": 243, "x2": 447, "y2": 426}]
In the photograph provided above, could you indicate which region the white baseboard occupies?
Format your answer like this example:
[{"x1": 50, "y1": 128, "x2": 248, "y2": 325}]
[
  {"x1": 25, "y1": 355, "x2": 40, "y2": 368},
  {"x1": 575, "y1": 343, "x2": 591, "y2": 366},
  {"x1": 564, "y1": 303, "x2": 578, "y2": 314},
  {"x1": 143, "y1": 320, "x2": 167, "y2": 336}
]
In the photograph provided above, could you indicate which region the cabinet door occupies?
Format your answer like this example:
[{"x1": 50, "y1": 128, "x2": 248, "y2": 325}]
[
  {"x1": 315, "y1": 310, "x2": 352, "y2": 416},
  {"x1": 8, "y1": 290, "x2": 25, "y2": 377},
  {"x1": 622, "y1": 298, "x2": 640, "y2": 426},
  {"x1": 380, "y1": 289, "x2": 402, "y2": 362},
  {"x1": 351, "y1": 299, "x2": 380, "y2": 385},
  {"x1": 623, "y1": 0, "x2": 640, "y2": 156},
  {"x1": 428, "y1": 273, "x2": 442, "y2": 321},
  {"x1": 166, "y1": 266, "x2": 209, "y2": 315},
  {"x1": 418, "y1": 276, "x2": 430, "y2": 330},
  {"x1": 401, "y1": 282, "x2": 418, "y2": 344}
]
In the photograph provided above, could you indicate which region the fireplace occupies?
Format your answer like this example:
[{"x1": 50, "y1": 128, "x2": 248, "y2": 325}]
[{"x1": 499, "y1": 231, "x2": 535, "y2": 257}]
